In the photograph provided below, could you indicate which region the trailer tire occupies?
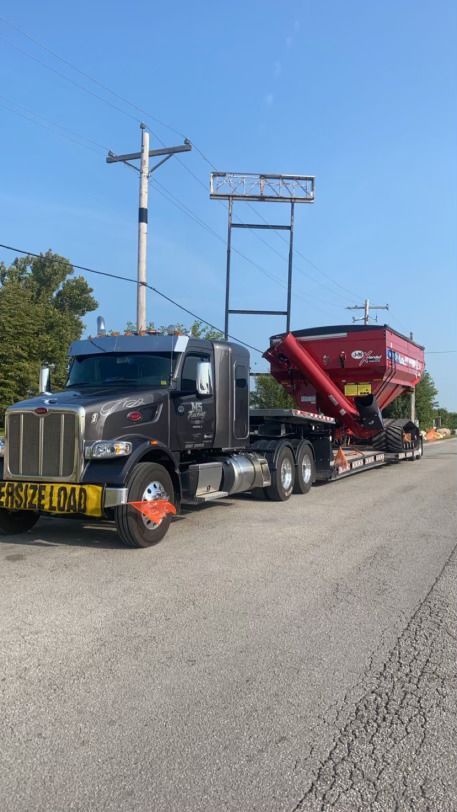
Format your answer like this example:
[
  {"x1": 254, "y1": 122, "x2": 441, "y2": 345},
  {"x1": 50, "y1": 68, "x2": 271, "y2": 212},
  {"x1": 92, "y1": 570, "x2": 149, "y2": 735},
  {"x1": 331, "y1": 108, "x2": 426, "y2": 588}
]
[
  {"x1": 115, "y1": 462, "x2": 175, "y2": 548},
  {"x1": 385, "y1": 422, "x2": 405, "y2": 453},
  {"x1": 265, "y1": 446, "x2": 295, "y2": 502},
  {"x1": 293, "y1": 444, "x2": 315, "y2": 494},
  {"x1": 372, "y1": 430, "x2": 387, "y2": 451},
  {"x1": 0, "y1": 509, "x2": 39, "y2": 535}
]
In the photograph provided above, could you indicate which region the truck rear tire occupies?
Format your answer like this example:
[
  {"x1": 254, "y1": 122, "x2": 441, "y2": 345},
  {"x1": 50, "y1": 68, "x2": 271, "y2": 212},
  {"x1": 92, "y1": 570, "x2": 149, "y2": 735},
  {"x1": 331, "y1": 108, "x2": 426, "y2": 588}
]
[
  {"x1": 265, "y1": 446, "x2": 295, "y2": 502},
  {"x1": 115, "y1": 462, "x2": 175, "y2": 548},
  {"x1": 293, "y1": 443, "x2": 315, "y2": 494},
  {"x1": 0, "y1": 509, "x2": 39, "y2": 535}
]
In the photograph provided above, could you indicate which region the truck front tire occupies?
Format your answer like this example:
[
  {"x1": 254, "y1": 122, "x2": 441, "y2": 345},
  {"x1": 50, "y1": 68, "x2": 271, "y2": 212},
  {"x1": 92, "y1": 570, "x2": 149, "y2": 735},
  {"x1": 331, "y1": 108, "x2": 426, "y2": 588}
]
[
  {"x1": 0, "y1": 509, "x2": 39, "y2": 535},
  {"x1": 115, "y1": 462, "x2": 175, "y2": 548}
]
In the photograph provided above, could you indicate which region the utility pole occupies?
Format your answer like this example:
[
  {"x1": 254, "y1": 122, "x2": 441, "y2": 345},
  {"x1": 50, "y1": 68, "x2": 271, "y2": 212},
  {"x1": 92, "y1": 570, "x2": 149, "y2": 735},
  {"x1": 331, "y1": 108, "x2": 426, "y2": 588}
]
[
  {"x1": 409, "y1": 332, "x2": 416, "y2": 423},
  {"x1": 346, "y1": 298, "x2": 389, "y2": 325},
  {"x1": 107, "y1": 125, "x2": 192, "y2": 331},
  {"x1": 137, "y1": 124, "x2": 149, "y2": 332}
]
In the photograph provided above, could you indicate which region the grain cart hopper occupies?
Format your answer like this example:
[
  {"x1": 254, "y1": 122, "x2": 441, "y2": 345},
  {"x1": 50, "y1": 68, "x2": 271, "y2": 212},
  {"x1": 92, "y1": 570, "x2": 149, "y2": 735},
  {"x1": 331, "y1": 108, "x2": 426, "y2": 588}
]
[{"x1": 266, "y1": 323, "x2": 425, "y2": 452}]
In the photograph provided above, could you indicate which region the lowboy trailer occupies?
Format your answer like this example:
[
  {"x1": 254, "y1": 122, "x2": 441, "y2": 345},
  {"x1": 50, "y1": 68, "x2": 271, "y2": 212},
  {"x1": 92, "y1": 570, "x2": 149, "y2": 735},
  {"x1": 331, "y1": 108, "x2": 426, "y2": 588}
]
[{"x1": 0, "y1": 322, "x2": 424, "y2": 547}]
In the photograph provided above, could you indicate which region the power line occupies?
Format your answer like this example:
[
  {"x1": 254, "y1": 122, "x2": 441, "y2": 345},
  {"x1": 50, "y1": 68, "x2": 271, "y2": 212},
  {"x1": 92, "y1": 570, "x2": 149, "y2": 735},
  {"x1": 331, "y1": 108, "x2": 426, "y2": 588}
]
[
  {"x1": 0, "y1": 33, "x2": 151, "y2": 131},
  {"x1": 0, "y1": 89, "x2": 340, "y2": 320},
  {"x1": 0, "y1": 17, "x2": 361, "y2": 307},
  {"x1": 0, "y1": 242, "x2": 263, "y2": 354},
  {"x1": 0, "y1": 94, "x2": 108, "y2": 154},
  {"x1": 151, "y1": 178, "x2": 343, "y2": 318},
  {"x1": 243, "y1": 200, "x2": 361, "y2": 300},
  {"x1": 0, "y1": 16, "x2": 193, "y2": 142}
]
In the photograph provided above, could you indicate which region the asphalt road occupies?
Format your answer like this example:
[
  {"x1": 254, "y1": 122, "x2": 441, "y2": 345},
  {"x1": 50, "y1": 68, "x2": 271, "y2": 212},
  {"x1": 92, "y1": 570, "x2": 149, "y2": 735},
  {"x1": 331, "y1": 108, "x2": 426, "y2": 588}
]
[{"x1": 1, "y1": 440, "x2": 456, "y2": 812}]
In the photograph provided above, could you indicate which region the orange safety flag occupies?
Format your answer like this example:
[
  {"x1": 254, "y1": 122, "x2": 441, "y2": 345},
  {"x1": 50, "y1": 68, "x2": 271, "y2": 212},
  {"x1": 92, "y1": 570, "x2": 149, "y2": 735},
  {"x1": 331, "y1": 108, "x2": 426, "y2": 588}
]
[
  {"x1": 129, "y1": 500, "x2": 176, "y2": 522},
  {"x1": 335, "y1": 446, "x2": 350, "y2": 471}
]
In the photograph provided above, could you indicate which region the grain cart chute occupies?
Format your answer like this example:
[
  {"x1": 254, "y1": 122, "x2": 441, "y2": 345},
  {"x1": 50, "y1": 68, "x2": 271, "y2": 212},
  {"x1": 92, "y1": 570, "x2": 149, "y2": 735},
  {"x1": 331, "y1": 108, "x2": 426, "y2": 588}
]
[{"x1": 266, "y1": 324, "x2": 425, "y2": 452}]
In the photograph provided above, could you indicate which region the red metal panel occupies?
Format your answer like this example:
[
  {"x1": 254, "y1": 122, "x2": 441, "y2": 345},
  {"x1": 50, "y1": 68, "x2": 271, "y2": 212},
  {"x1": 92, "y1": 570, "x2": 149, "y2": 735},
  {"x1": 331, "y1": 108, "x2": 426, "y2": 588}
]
[
  {"x1": 266, "y1": 324, "x2": 425, "y2": 434},
  {"x1": 268, "y1": 325, "x2": 424, "y2": 410}
]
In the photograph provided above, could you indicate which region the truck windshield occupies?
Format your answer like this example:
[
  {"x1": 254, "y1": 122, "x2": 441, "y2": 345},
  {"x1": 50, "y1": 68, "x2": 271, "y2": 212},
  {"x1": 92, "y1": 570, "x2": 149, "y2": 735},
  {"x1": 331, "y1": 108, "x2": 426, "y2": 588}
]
[{"x1": 66, "y1": 352, "x2": 179, "y2": 388}]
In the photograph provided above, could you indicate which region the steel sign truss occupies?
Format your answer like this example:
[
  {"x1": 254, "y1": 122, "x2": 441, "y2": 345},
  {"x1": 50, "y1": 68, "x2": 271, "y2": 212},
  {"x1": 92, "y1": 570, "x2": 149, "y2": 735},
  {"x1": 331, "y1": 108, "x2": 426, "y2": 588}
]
[
  {"x1": 210, "y1": 172, "x2": 315, "y2": 203},
  {"x1": 210, "y1": 171, "x2": 315, "y2": 338}
]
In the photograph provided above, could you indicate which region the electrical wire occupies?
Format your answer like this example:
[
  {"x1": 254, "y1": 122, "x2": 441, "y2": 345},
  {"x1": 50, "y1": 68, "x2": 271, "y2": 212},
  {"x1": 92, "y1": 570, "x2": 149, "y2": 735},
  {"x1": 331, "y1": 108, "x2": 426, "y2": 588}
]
[
  {"x1": 0, "y1": 90, "x2": 341, "y2": 318},
  {"x1": 0, "y1": 16, "x2": 362, "y2": 307},
  {"x1": 150, "y1": 179, "x2": 345, "y2": 317},
  {"x1": 0, "y1": 16, "x2": 193, "y2": 142},
  {"x1": 0, "y1": 242, "x2": 263, "y2": 354},
  {"x1": 0, "y1": 94, "x2": 109, "y2": 154}
]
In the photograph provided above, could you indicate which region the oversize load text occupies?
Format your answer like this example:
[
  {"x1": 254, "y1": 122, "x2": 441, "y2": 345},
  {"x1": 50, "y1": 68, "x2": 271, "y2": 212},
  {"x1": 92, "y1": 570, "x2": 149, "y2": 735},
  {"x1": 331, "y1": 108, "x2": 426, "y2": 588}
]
[{"x1": 0, "y1": 481, "x2": 99, "y2": 515}]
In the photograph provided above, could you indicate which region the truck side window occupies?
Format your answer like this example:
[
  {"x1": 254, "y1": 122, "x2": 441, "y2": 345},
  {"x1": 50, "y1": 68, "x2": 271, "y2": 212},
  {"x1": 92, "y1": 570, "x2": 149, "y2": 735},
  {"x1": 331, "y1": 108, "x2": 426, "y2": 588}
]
[
  {"x1": 181, "y1": 354, "x2": 210, "y2": 393},
  {"x1": 234, "y1": 364, "x2": 249, "y2": 438}
]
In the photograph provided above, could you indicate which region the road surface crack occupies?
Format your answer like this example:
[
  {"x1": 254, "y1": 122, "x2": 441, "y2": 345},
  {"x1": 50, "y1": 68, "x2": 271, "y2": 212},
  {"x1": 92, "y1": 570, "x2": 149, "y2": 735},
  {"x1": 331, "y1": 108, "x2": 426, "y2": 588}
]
[{"x1": 291, "y1": 543, "x2": 457, "y2": 811}]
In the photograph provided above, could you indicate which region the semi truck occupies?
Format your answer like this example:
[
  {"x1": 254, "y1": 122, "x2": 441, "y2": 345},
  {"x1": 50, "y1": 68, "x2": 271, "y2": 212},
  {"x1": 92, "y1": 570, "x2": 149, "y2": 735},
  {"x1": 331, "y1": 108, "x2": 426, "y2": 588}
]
[{"x1": 0, "y1": 321, "x2": 424, "y2": 547}]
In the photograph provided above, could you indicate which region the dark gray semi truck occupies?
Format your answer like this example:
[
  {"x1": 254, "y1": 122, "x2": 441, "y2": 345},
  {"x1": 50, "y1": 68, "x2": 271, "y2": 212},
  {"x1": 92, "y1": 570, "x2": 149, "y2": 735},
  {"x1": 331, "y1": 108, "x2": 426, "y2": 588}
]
[
  {"x1": 0, "y1": 324, "x2": 422, "y2": 547},
  {"x1": 0, "y1": 331, "x2": 336, "y2": 547}
]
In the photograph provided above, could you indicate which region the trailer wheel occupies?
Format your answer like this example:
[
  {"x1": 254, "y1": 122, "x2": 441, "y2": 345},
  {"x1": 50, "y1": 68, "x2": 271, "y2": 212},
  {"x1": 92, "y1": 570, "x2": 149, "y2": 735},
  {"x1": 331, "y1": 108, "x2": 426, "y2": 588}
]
[
  {"x1": 0, "y1": 509, "x2": 39, "y2": 535},
  {"x1": 293, "y1": 444, "x2": 315, "y2": 494},
  {"x1": 372, "y1": 430, "x2": 387, "y2": 451},
  {"x1": 265, "y1": 446, "x2": 295, "y2": 502},
  {"x1": 115, "y1": 462, "x2": 175, "y2": 548},
  {"x1": 385, "y1": 422, "x2": 405, "y2": 453}
]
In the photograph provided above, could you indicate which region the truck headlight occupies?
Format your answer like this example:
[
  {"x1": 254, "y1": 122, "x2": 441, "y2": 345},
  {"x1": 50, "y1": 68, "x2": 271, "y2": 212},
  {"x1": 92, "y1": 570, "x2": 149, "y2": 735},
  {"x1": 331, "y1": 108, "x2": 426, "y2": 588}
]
[
  {"x1": 85, "y1": 441, "x2": 133, "y2": 460},
  {"x1": 0, "y1": 437, "x2": 5, "y2": 457}
]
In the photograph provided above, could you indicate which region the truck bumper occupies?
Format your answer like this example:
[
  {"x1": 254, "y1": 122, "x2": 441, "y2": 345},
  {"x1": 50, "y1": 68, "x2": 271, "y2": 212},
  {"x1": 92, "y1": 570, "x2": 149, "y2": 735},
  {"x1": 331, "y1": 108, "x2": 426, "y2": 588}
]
[
  {"x1": 0, "y1": 481, "x2": 129, "y2": 518},
  {"x1": 104, "y1": 487, "x2": 129, "y2": 508}
]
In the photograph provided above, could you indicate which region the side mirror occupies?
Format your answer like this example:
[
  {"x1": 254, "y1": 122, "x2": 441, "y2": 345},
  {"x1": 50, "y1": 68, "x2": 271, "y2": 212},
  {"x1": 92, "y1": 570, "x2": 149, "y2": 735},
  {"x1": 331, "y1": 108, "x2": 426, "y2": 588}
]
[
  {"x1": 39, "y1": 365, "x2": 53, "y2": 394},
  {"x1": 196, "y1": 361, "x2": 213, "y2": 397}
]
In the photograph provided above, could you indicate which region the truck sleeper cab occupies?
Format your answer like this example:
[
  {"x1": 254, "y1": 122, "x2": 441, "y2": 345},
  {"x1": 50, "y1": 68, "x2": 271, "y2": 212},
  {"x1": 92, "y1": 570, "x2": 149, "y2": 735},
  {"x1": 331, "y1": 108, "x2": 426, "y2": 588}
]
[{"x1": 0, "y1": 334, "x2": 276, "y2": 547}]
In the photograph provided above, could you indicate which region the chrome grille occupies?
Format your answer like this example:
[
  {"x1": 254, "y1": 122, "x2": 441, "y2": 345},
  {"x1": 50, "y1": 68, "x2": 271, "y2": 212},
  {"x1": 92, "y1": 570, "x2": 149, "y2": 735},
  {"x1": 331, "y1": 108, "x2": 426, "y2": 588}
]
[{"x1": 5, "y1": 410, "x2": 81, "y2": 481}]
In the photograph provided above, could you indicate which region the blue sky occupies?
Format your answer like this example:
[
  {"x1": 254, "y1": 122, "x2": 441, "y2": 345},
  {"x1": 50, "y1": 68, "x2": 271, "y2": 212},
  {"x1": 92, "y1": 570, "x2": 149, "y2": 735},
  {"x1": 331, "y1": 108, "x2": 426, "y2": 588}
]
[{"x1": 0, "y1": 0, "x2": 456, "y2": 407}]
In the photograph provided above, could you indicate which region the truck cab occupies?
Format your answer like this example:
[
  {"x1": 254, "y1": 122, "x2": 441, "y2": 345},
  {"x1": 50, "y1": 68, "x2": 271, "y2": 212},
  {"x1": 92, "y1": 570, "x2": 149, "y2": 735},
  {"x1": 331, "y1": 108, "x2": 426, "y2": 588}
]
[{"x1": 0, "y1": 332, "x2": 269, "y2": 547}]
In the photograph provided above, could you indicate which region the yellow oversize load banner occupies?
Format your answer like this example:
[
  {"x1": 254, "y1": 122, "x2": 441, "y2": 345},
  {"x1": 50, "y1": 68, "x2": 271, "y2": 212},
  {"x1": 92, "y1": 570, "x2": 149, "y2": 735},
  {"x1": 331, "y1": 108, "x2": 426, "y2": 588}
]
[{"x1": 0, "y1": 481, "x2": 103, "y2": 517}]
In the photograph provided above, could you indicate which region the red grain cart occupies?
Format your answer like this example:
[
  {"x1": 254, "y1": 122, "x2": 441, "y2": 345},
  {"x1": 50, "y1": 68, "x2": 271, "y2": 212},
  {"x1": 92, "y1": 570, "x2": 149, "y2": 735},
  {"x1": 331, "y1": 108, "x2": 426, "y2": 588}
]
[{"x1": 266, "y1": 324, "x2": 425, "y2": 452}]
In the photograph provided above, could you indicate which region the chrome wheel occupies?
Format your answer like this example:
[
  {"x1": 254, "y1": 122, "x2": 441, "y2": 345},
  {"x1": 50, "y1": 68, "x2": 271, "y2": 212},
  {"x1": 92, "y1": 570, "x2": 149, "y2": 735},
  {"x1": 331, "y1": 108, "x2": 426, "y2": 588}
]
[
  {"x1": 301, "y1": 456, "x2": 312, "y2": 484},
  {"x1": 141, "y1": 480, "x2": 170, "y2": 529},
  {"x1": 280, "y1": 458, "x2": 293, "y2": 491}
]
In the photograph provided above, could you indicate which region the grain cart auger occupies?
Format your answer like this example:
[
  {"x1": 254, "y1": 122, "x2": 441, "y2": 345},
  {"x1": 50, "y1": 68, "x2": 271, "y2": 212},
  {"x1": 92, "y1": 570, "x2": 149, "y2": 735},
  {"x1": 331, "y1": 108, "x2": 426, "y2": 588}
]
[{"x1": 265, "y1": 324, "x2": 425, "y2": 453}]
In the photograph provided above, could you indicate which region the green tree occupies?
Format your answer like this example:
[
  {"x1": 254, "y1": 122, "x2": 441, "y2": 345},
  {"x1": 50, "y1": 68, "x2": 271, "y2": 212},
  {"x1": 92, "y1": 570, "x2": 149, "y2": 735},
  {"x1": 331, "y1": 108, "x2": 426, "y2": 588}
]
[
  {"x1": 188, "y1": 320, "x2": 224, "y2": 340},
  {"x1": 383, "y1": 371, "x2": 438, "y2": 429},
  {"x1": 433, "y1": 407, "x2": 457, "y2": 430},
  {"x1": 122, "y1": 319, "x2": 224, "y2": 340},
  {"x1": 250, "y1": 374, "x2": 294, "y2": 409},
  {"x1": 0, "y1": 251, "x2": 97, "y2": 421}
]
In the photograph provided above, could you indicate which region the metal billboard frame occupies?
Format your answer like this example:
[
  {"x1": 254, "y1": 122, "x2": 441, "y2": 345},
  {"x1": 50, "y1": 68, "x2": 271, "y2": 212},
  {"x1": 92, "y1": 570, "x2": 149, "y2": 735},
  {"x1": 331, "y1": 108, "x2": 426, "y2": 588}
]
[{"x1": 210, "y1": 172, "x2": 315, "y2": 338}]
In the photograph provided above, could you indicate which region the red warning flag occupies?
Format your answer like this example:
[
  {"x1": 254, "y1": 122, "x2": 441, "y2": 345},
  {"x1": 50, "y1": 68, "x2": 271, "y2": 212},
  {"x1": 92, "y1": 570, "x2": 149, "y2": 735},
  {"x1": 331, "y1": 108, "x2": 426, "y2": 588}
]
[
  {"x1": 129, "y1": 500, "x2": 176, "y2": 523},
  {"x1": 335, "y1": 446, "x2": 350, "y2": 471}
]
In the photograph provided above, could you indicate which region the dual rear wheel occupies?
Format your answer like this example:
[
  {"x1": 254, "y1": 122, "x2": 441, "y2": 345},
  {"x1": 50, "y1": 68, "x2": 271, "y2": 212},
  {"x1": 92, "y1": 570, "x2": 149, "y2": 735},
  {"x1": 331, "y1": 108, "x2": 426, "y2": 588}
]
[{"x1": 263, "y1": 443, "x2": 315, "y2": 502}]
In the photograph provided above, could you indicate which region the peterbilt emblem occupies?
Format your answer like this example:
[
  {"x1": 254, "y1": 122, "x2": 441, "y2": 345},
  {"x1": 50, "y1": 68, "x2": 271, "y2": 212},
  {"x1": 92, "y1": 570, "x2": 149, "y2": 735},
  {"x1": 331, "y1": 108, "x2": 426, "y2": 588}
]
[{"x1": 35, "y1": 407, "x2": 48, "y2": 415}]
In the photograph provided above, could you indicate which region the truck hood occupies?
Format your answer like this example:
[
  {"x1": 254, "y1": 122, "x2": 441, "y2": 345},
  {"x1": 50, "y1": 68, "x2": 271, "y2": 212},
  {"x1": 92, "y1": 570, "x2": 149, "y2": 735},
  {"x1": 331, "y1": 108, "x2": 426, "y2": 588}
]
[
  {"x1": 6, "y1": 388, "x2": 170, "y2": 444},
  {"x1": 8, "y1": 386, "x2": 168, "y2": 411}
]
